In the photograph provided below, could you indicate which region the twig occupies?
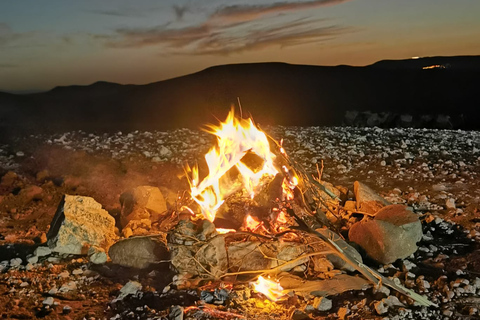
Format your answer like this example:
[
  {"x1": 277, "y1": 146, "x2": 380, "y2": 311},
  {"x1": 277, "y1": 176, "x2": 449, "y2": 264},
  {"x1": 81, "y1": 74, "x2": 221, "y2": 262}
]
[{"x1": 221, "y1": 250, "x2": 334, "y2": 278}]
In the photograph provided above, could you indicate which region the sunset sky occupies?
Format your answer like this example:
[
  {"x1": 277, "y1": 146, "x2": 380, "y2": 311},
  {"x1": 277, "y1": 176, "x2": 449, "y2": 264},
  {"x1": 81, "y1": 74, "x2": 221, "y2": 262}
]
[{"x1": 1, "y1": 0, "x2": 479, "y2": 92}]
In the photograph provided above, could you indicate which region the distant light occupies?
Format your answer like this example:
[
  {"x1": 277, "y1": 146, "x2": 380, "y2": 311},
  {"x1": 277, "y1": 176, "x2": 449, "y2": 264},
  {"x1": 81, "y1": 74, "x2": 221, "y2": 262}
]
[{"x1": 411, "y1": 56, "x2": 420, "y2": 59}]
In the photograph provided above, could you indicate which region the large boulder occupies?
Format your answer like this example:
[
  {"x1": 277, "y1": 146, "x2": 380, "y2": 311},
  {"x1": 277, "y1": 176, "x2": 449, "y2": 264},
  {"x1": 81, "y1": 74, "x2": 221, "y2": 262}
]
[
  {"x1": 120, "y1": 186, "x2": 167, "y2": 228},
  {"x1": 349, "y1": 205, "x2": 422, "y2": 264},
  {"x1": 47, "y1": 195, "x2": 117, "y2": 254},
  {"x1": 109, "y1": 236, "x2": 169, "y2": 269},
  {"x1": 354, "y1": 181, "x2": 390, "y2": 215}
]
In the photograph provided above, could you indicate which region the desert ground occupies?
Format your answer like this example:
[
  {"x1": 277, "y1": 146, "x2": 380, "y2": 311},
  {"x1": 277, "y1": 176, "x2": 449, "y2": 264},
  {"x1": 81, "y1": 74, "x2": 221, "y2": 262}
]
[{"x1": 0, "y1": 126, "x2": 479, "y2": 319}]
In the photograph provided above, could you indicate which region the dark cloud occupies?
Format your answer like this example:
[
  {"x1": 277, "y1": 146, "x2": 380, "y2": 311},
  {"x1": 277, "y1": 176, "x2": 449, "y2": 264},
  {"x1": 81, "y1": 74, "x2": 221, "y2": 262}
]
[
  {"x1": 212, "y1": 0, "x2": 351, "y2": 23},
  {"x1": 101, "y1": 0, "x2": 352, "y2": 55}
]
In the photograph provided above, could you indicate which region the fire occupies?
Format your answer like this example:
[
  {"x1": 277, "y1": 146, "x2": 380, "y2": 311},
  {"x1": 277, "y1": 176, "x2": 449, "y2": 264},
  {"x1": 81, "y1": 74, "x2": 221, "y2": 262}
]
[
  {"x1": 189, "y1": 109, "x2": 278, "y2": 222},
  {"x1": 216, "y1": 228, "x2": 236, "y2": 234},
  {"x1": 252, "y1": 276, "x2": 285, "y2": 301},
  {"x1": 244, "y1": 214, "x2": 261, "y2": 231}
]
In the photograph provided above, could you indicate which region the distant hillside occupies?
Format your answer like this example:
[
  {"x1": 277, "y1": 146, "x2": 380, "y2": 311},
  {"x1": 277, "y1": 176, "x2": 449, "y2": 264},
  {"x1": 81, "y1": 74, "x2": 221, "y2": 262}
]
[{"x1": 1, "y1": 56, "x2": 480, "y2": 138}]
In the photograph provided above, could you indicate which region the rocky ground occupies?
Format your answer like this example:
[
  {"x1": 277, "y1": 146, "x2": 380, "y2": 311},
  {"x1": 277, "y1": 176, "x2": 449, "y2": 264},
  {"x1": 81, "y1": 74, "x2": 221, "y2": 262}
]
[{"x1": 0, "y1": 126, "x2": 479, "y2": 320}]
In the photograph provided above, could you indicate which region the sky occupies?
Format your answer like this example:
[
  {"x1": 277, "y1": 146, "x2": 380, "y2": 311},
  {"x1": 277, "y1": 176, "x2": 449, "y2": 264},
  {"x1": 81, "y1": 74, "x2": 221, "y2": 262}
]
[{"x1": 1, "y1": 0, "x2": 480, "y2": 92}]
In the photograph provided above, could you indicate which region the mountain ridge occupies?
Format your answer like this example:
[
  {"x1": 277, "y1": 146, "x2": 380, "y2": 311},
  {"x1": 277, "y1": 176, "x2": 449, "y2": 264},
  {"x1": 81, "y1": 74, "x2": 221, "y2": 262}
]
[{"x1": 1, "y1": 56, "x2": 479, "y2": 138}]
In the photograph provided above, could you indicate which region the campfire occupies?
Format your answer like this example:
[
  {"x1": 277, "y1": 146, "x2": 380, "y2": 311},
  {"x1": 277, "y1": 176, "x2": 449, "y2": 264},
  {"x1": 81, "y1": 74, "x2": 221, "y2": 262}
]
[{"x1": 43, "y1": 108, "x2": 437, "y2": 318}]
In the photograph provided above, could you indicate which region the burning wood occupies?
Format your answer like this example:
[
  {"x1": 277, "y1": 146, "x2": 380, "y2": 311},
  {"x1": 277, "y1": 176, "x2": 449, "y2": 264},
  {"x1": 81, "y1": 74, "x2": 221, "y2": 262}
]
[{"x1": 174, "y1": 109, "x2": 435, "y2": 307}]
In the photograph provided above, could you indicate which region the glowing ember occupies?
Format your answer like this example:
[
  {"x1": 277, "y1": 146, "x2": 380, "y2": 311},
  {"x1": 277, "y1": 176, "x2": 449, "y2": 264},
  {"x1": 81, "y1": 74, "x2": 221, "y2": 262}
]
[
  {"x1": 276, "y1": 211, "x2": 288, "y2": 224},
  {"x1": 244, "y1": 214, "x2": 261, "y2": 231},
  {"x1": 216, "y1": 228, "x2": 236, "y2": 234},
  {"x1": 252, "y1": 276, "x2": 285, "y2": 301},
  {"x1": 189, "y1": 109, "x2": 278, "y2": 222}
]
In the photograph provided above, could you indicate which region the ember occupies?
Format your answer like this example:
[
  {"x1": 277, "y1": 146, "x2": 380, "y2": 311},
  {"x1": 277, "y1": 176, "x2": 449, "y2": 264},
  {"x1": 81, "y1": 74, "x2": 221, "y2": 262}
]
[{"x1": 252, "y1": 276, "x2": 286, "y2": 301}]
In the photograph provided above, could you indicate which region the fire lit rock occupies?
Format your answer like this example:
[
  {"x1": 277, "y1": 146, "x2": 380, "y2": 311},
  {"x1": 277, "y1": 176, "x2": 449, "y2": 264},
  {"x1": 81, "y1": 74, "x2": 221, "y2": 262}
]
[
  {"x1": 349, "y1": 205, "x2": 422, "y2": 264},
  {"x1": 109, "y1": 235, "x2": 169, "y2": 269},
  {"x1": 47, "y1": 195, "x2": 117, "y2": 255},
  {"x1": 119, "y1": 186, "x2": 167, "y2": 228},
  {"x1": 354, "y1": 181, "x2": 390, "y2": 214}
]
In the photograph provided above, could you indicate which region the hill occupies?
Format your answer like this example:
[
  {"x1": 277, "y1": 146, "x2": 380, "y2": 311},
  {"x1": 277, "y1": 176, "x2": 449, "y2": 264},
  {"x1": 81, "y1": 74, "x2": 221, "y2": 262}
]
[{"x1": 1, "y1": 56, "x2": 480, "y2": 137}]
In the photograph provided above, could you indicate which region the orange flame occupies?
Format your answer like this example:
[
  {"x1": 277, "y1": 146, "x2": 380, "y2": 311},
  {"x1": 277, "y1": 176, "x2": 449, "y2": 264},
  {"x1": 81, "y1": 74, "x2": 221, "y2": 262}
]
[
  {"x1": 252, "y1": 276, "x2": 285, "y2": 301},
  {"x1": 189, "y1": 109, "x2": 278, "y2": 222},
  {"x1": 216, "y1": 228, "x2": 236, "y2": 234}
]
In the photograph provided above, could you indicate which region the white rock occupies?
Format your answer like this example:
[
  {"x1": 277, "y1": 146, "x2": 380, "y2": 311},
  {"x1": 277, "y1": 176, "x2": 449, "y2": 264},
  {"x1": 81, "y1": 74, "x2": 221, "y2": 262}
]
[
  {"x1": 42, "y1": 297, "x2": 54, "y2": 306},
  {"x1": 34, "y1": 246, "x2": 52, "y2": 257},
  {"x1": 9, "y1": 258, "x2": 22, "y2": 267},
  {"x1": 114, "y1": 281, "x2": 142, "y2": 302}
]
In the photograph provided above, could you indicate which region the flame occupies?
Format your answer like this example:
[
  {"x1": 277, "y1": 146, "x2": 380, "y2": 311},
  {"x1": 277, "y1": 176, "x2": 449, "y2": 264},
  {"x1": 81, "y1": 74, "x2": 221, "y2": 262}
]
[
  {"x1": 190, "y1": 109, "x2": 278, "y2": 221},
  {"x1": 216, "y1": 228, "x2": 236, "y2": 234},
  {"x1": 245, "y1": 214, "x2": 261, "y2": 231},
  {"x1": 252, "y1": 276, "x2": 285, "y2": 301}
]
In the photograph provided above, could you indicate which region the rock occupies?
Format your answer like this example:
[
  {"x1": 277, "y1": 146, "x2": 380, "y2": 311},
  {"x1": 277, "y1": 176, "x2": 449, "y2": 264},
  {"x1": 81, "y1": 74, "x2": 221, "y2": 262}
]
[
  {"x1": 354, "y1": 181, "x2": 390, "y2": 215},
  {"x1": 374, "y1": 300, "x2": 389, "y2": 315},
  {"x1": 313, "y1": 297, "x2": 332, "y2": 311},
  {"x1": 42, "y1": 297, "x2": 54, "y2": 306},
  {"x1": 88, "y1": 246, "x2": 108, "y2": 264},
  {"x1": 446, "y1": 198, "x2": 456, "y2": 210},
  {"x1": 291, "y1": 310, "x2": 310, "y2": 320},
  {"x1": 123, "y1": 219, "x2": 152, "y2": 236},
  {"x1": 10, "y1": 258, "x2": 22, "y2": 267},
  {"x1": 383, "y1": 295, "x2": 405, "y2": 307},
  {"x1": 36, "y1": 170, "x2": 50, "y2": 182},
  {"x1": 63, "y1": 305, "x2": 72, "y2": 314},
  {"x1": 114, "y1": 281, "x2": 142, "y2": 302},
  {"x1": 169, "y1": 305, "x2": 184, "y2": 320},
  {"x1": 47, "y1": 195, "x2": 117, "y2": 255},
  {"x1": 18, "y1": 185, "x2": 43, "y2": 202},
  {"x1": 349, "y1": 205, "x2": 422, "y2": 264},
  {"x1": 26, "y1": 255, "x2": 38, "y2": 264},
  {"x1": 119, "y1": 186, "x2": 167, "y2": 228},
  {"x1": 1, "y1": 171, "x2": 18, "y2": 187},
  {"x1": 59, "y1": 281, "x2": 77, "y2": 292},
  {"x1": 34, "y1": 246, "x2": 52, "y2": 257},
  {"x1": 109, "y1": 236, "x2": 169, "y2": 269}
]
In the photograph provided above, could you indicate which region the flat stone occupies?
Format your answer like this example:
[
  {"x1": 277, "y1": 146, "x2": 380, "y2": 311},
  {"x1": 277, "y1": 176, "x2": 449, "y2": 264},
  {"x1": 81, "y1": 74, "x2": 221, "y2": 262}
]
[
  {"x1": 42, "y1": 297, "x2": 54, "y2": 306},
  {"x1": 120, "y1": 186, "x2": 167, "y2": 228},
  {"x1": 114, "y1": 281, "x2": 142, "y2": 301},
  {"x1": 88, "y1": 247, "x2": 108, "y2": 264},
  {"x1": 354, "y1": 181, "x2": 390, "y2": 215},
  {"x1": 34, "y1": 246, "x2": 52, "y2": 257},
  {"x1": 313, "y1": 297, "x2": 332, "y2": 311},
  {"x1": 349, "y1": 205, "x2": 422, "y2": 264},
  {"x1": 109, "y1": 236, "x2": 169, "y2": 269},
  {"x1": 47, "y1": 195, "x2": 117, "y2": 255}
]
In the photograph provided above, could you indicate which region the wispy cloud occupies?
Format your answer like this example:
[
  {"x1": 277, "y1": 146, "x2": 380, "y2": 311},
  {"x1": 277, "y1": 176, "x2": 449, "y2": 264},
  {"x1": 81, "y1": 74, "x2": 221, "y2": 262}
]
[
  {"x1": 173, "y1": 5, "x2": 189, "y2": 21},
  {"x1": 0, "y1": 22, "x2": 31, "y2": 47},
  {"x1": 100, "y1": 0, "x2": 353, "y2": 55},
  {"x1": 212, "y1": 0, "x2": 351, "y2": 23},
  {"x1": 86, "y1": 8, "x2": 148, "y2": 18}
]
